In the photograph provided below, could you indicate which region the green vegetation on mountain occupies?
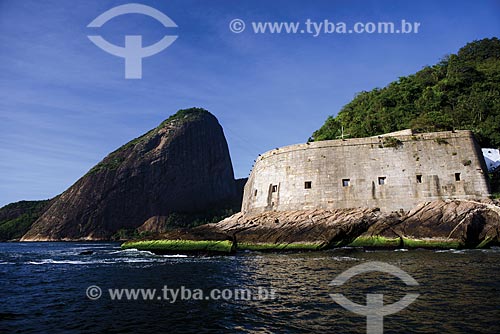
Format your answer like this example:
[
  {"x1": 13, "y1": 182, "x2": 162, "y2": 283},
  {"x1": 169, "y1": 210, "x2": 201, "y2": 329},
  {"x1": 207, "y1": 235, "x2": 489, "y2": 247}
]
[
  {"x1": 119, "y1": 107, "x2": 209, "y2": 152},
  {"x1": 0, "y1": 200, "x2": 52, "y2": 241},
  {"x1": 88, "y1": 108, "x2": 209, "y2": 175},
  {"x1": 311, "y1": 38, "x2": 500, "y2": 148},
  {"x1": 159, "y1": 107, "x2": 209, "y2": 127}
]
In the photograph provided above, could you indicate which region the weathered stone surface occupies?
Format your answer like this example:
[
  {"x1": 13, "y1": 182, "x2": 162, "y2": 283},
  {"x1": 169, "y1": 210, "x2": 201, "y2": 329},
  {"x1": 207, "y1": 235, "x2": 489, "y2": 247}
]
[
  {"x1": 137, "y1": 216, "x2": 170, "y2": 234},
  {"x1": 208, "y1": 208, "x2": 380, "y2": 247},
  {"x1": 132, "y1": 200, "x2": 500, "y2": 252},
  {"x1": 156, "y1": 225, "x2": 234, "y2": 242},
  {"x1": 243, "y1": 130, "x2": 491, "y2": 214},
  {"x1": 21, "y1": 108, "x2": 239, "y2": 241},
  {"x1": 394, "y1": 200, "x2": 500, "y2": 247}
]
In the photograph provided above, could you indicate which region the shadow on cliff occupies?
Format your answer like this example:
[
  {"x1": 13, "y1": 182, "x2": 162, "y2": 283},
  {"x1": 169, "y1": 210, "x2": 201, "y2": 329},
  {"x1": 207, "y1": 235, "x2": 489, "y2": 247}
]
[{"x1": 14, "y1": 108, "x2": 245, "y2": 241}]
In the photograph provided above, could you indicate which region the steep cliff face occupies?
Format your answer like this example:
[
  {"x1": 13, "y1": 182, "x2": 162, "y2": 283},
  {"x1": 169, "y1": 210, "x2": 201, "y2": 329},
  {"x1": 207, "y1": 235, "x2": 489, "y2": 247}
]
[{"x1": 21, "y1": 108, "x2": 238, "y2": 241}]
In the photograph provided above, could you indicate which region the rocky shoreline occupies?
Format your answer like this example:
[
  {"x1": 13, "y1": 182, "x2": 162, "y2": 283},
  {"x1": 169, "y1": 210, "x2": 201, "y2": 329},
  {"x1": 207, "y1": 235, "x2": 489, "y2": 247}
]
[{"x1": 122, "y1": 199, "x2": 500, "y2": 254}]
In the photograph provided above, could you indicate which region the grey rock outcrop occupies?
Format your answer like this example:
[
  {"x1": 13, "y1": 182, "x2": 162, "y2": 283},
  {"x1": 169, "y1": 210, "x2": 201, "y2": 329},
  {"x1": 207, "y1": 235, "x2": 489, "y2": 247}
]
[
  {"x1": 152, "y1": 199, "x2": 499, "y2": 250},
  {"x1": 21, "y1": 108, "x2": 239, "y2": 241}
]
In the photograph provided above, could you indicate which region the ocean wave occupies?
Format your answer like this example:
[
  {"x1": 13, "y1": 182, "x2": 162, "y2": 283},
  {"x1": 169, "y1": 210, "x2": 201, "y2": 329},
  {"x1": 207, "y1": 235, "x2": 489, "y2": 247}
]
[
  {"x1": 27, "y1": 259, "x2": 89, "y2": 265},
  {"x1": 25, "y1": 255, "x2": 189, "y2": 265},
  {"x1": 331, "y1": 256, "x2": 359, "y2": 261},
  {"x1": 109, "y1": 249, "x2": 162, "y2": 256},
  {"x1": 111, "y1": 249, "x2": 188, "y2": 258},
  {"x1": 435, "y1": 249, "x2": 466, "y2": 254}
]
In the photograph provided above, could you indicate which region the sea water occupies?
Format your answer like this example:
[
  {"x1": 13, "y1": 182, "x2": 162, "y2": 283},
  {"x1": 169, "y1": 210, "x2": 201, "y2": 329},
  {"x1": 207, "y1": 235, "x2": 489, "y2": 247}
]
[{"x1": 0, "y1": 242, "x2": 499, "y2": 333}]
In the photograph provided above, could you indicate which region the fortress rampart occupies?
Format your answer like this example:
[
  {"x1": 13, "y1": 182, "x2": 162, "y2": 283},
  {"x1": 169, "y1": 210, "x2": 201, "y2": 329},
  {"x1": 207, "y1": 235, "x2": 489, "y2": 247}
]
[{"x1": 242, "y1": 130, "x2": 491, "y2": 214}]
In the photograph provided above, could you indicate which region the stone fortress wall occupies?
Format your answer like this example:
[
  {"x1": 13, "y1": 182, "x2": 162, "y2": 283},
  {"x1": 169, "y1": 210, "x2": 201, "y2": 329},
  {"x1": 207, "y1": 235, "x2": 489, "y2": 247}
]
[{"x1": 242, "y1": 130, "x2": 491, "y2": 214}]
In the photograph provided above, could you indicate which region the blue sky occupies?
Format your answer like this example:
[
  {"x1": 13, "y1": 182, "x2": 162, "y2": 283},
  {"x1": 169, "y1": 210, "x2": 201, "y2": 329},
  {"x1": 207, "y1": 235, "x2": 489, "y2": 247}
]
[{"x1": 0, "y1": 0, "x2": 499, "y2": 207}]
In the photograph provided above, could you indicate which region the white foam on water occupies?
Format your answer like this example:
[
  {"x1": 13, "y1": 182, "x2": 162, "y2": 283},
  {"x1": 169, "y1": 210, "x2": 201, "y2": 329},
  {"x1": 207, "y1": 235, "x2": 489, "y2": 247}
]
[
  {"x1": 71, "y1": 246, "x2": 115, "y2": 249},
  {"x1": 25, "y1": 255, "x2": 190, "y2": 265},
  {"x1": 110, "y1": 249, "x2": 158, "y2": 256},
  {"x1": 118, "y1": 249, "x2": 190, "y2": 257},
  {"x1": 27, "y1": 259, "x2": 89, "y2": 265},
  {"x1": 332, "y1": 256, "x2": 359, "y2": 261},
  {"x1": 481, "y1": 247, "x2": 500, "y2": 253},
  {"x1": 70, "y1": 244, "x2": 115, "y2": 247},
  {"x1": 120, "y1": 248, "x2": 139, "y2": 252},
  {"x1": 435, "y1": 249, "x2": 465, "y2": 254}
]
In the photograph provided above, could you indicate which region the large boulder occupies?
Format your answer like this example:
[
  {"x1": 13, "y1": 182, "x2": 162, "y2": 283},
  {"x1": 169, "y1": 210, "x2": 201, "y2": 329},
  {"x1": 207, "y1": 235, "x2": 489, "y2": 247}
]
[
  {"x1": 124, "y1": 199, "x2": 500, "y2": 253},
  {"x1": 209, "y1": 208, "x2": 381, "y2": 250},
  {"x1": 21, "y1": 108, "x2": 239, "y2": 241},
  {"x1": 392, "y1": 200, "x2": 500, "y2": 248}
]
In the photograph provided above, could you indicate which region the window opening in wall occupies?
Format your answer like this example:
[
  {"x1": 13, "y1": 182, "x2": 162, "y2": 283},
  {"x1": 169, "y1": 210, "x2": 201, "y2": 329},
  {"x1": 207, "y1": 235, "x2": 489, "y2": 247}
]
[
  {"x1": 254, "y1": 190, "x2": 258, "y2": 196},
  {"x1": 416, "y1": 174, "x2": 422, "y2": 183},
  {"x1": 455, "y1": 173, "x2": 461, "y2": 181},
  {"x1": 304, "y1": 181, "x2": 312, "y2": 189},
  {"x1": 342, "y1": 179, "x2": 350, "y2": 187},
  {"x1": 378, "y1": 177, "x2": 386, "y2": 185},
  {"x1": 272, "y1": 185, "x2": 278, "y2": 192}
]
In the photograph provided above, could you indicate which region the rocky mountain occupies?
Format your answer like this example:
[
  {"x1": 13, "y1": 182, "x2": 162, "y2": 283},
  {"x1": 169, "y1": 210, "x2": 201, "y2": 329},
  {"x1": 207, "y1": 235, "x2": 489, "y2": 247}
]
[{"x1": 21, "y1": 108, "x2": 240, "y2": 241}]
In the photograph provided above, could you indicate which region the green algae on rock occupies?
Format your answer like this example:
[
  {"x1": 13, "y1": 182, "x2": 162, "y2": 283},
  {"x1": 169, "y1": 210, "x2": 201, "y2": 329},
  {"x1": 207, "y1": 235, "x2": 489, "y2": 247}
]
[
  {"x1": 236, "y1": 242, "x2": 324, "y2": 251},
  {"x1": 118, "y1": 199, "x2": 500, "y2": 254},
  {"x1": 348, "y1": 236, "x2": 402, "y2": 248},
  {"x1": 402, "y1": 238, "x2": 462, "y2": 249},
  {"x1": 121, "y1": 239, "x2": 235, "y2": 254}
]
